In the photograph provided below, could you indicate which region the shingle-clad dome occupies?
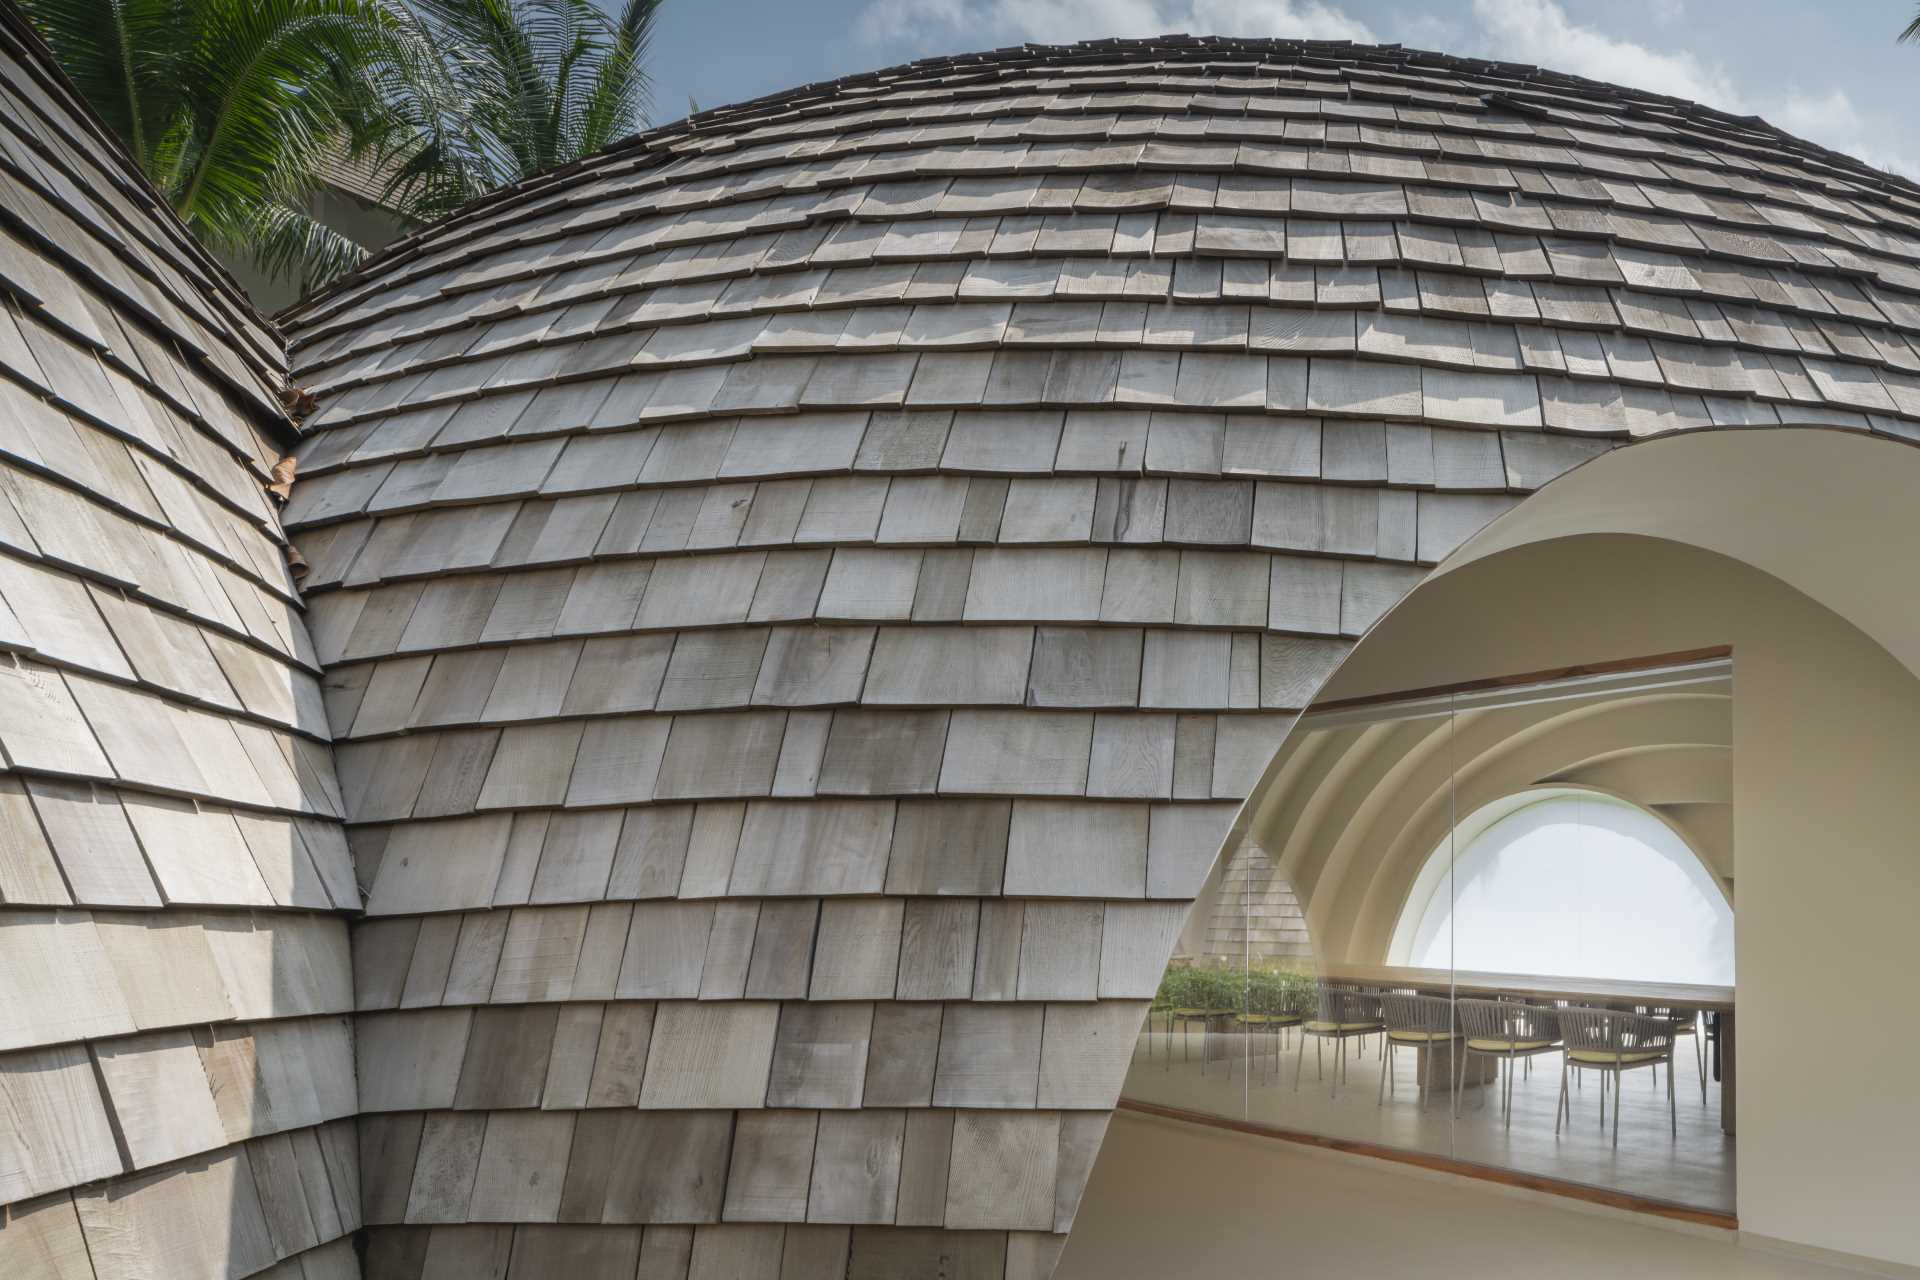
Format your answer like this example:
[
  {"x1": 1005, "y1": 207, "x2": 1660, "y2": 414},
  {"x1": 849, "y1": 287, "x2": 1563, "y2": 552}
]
[
  {"x1": 279, "y1": 35, "x2": 1920, "y2": 1280},
  {"x1": 0, "y1": 11, "x2": 358, "y2": 1280}
]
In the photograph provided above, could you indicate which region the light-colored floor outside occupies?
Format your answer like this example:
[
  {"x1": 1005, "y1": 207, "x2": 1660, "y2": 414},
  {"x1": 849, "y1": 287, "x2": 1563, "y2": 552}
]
[
  {"x1": 1058, "y1": 1108, "x2": 1877, "y2": 1280},
  {"x1": 1119, "y1": 1025, "x2": 1733, "y2": 1213}
]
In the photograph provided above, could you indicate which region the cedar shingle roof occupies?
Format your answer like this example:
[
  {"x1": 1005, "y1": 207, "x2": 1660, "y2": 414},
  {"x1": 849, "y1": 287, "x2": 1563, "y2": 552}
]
[
  {"x1": 0, "y1": 10, "x2": 356, "y2": 1276},
  {"x1": 273, "y1": 36, "x2": 1920, "y2": 1275}
]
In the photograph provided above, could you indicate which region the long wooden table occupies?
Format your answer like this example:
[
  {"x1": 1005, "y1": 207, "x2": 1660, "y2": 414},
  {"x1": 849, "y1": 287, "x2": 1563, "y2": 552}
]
[{"x1": 1320, "y1": 964, "x2": 1736, "y2": 1133}]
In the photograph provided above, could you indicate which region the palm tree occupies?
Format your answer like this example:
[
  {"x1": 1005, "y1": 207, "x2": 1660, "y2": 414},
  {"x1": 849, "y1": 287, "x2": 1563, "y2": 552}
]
[
  {"x1": 21, "y1": 0, "x2": 662, "y2": 292},
  {"x1": 376, "y1": 0, "x2": 662, "y2": 223},
  {"x1": 20, "y1": 0, "x2": 418, "y2": 290},
  {"x1": 1905, "y1": 9, "x2": 1920, "y2": 41}
]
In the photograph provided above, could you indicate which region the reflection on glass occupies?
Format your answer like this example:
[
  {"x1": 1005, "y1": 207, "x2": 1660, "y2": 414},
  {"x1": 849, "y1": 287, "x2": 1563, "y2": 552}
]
[{"x1": 1124, "y1": 659, "x2": 1735, "y2": 1215}]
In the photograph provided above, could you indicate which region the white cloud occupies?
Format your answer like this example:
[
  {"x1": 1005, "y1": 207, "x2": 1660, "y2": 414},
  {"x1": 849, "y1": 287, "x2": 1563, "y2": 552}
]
[
  {"x1": 1775, "y1": 87, "x2": 1914, "y2": 179},
  {"x1": 858, "y1": 0, "x2": 1373, "y2": 47},
  {"x1": 1643, "y1": 0, "x2": 1687, "y2": 28},
  {"x1": 1465, "y1": 2, "x2": 1912, "y2": 178},
  {"x1": 1466, "y1": 0, "x2": 1741, "y2": 110}
]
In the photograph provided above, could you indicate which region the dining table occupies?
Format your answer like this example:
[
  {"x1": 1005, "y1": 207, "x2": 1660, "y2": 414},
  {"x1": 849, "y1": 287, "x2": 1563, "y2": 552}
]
[{"x1": 1319, "y1": 963, "x2": 1737, "y2": 1134}]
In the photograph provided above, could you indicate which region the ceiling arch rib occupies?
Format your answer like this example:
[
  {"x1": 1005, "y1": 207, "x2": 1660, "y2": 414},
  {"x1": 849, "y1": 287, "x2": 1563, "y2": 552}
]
[{"x1": 1239, "y1": 687, "x2": 1731, "y2": 967}]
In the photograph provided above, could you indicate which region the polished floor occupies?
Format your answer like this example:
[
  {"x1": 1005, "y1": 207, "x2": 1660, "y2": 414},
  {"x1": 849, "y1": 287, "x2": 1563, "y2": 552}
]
[
  {"x1": 1058, "y1": 1109, "x2": 1874, "y2": 1280},
  {"x1": 1119, "y1": 1024, "x2": 1733, "y2": 1213}
]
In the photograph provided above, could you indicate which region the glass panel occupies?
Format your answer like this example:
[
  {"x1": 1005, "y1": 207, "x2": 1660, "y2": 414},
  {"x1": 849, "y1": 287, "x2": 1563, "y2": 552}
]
[{"x1": 1121, "y1": 658, "x2": 1734, "y2": 1216}]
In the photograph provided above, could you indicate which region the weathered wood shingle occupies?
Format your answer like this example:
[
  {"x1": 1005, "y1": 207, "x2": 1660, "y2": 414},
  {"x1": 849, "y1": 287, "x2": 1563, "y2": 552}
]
[{"x1": 265, "y1": 28, "x2": 1920, "y2": 1280}]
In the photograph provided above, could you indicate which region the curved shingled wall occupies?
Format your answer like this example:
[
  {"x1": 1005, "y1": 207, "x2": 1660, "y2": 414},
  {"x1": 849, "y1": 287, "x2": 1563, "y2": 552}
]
[
  {"x1": 0, "y1": 14, "x2": 359, "y2": 1280},
  {"x1": 278, "y1": 35, "x2": 1920, "y2": 1280}
]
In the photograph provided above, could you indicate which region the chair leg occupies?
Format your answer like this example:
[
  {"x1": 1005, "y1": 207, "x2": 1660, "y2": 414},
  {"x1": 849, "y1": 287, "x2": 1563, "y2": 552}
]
[
  {"x1": 1378, "y1": 1042, "x2": 1390, "y2": 1106},
  {"x1": 1612, "y1": 1070, "x2": 1622, "y2": 1148},
  {"x1": 1694, "y1": 1017, "x2": 1707, "y2": 1105},
  {"x1": 1293, "y1": 1028, "x2": 1307, "y2": 1092},
  {"x1": 1670, "y1": 1055, "x2": 1678, "y2": 1136},
  {"x1": 1556, "y1": 1060, "x2": 1569, "y2": 1136}
]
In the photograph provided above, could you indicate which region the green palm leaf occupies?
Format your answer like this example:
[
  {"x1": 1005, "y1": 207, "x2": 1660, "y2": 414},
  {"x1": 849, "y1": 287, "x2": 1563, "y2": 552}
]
[{"x1": 22, "y1": 0, "x2": 667, "y2": 293}]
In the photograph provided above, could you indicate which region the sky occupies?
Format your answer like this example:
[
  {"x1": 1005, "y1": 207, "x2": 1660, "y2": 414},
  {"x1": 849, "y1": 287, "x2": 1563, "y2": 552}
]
[{"x1": 635, "y1": 0, "x2": 1920, "y2": 178}]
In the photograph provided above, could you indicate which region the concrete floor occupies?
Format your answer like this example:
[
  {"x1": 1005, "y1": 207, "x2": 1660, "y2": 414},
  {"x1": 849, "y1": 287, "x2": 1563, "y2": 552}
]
[
  {"x1": 1120, "y1": 1026, "x2": 1733, "y2": 1213},
  {"x1": 1058, "y1": 1109, "x2": 1874, "y2": 1280}
]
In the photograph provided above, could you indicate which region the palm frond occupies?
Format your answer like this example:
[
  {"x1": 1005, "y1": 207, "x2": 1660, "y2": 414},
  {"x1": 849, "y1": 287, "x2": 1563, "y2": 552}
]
[
  {"x1": 1903, "y1": 8, "x2": 1920, "y2": 41},
  {"x1": 177, "y1": 0, "x2": 406, "y2": 229},
  {"x1": 577, "y1": 0, "x2": 660, "y2": 156},
  {"x1": 18, "y1": 0, "x2": 186, "y2": 167},
  {"x1": 359, "y1": 3, "x2": 509, "y2": 219},
  {"x1": 242, "y1": 196, "x2": 369, "y2": 286},
  {"x1": 24, "y1": 0, "x2": 668, "y2": 294},
  {"x1": 414, "y1": 0, "x2": 562, "y2": 177}
]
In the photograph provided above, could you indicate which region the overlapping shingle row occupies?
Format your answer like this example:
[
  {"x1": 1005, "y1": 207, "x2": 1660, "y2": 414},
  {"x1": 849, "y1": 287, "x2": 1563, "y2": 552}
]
[
  {"x1": 0, "y1": 14, "x2": 358, "y2": 1280},
  {"x1": 271, "y1": 35, "x2": 1920, "y2": 1280}
]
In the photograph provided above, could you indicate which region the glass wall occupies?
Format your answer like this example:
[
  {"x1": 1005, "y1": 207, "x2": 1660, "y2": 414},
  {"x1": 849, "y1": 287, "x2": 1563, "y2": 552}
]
[{"x1": 1121, "y1": 658, "x2": 1735, "y2": 1214}]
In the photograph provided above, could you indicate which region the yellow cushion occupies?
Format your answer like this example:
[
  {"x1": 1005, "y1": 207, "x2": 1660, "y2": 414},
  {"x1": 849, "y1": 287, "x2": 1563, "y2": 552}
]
[
  {"x1": 1239, "y1": 1013, "x2": 1301, "y2": 1026},
  {"x1": 1467, "y1": 1038, "x2": 1553, "y2": 1053},
  {"x1": 1306, "y1": 1020, "x2": 1380, "y2": 1033},
  {"x1": 1388, "y1": 1029, "x2": 1454, "y2": 1042},
  {"x1": 1170, "y1": 1007, "x2": 1220, "y2": 1017},
  {"x1": 1568, "y1": 1048, "x2": 1665, "y2": 1064}
]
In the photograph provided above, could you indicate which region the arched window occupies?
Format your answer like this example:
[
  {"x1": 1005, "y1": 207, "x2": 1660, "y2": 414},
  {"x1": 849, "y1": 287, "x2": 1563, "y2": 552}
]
[{"x1": 1389, "y1": 790, "x2": 1734, "y2": 984}]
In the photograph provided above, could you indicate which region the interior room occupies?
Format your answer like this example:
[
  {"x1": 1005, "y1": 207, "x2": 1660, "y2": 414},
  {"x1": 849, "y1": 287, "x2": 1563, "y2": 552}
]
[
  {"x1": 1122, "y1": 656, "x2": 1738, "y2": 1216},
  {"x1": 1105, "y1": 430, "x2": 1920, "y2": 1274}
]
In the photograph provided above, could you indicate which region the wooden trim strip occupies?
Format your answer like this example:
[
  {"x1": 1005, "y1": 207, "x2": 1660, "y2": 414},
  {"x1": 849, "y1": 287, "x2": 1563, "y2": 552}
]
[
  {"x1": 1115, "y1": 1097, "x2": 1740, "y2": 1230},
  {"x1": 1305, "y1": 645, "x2": 1735, "y2": 715}
]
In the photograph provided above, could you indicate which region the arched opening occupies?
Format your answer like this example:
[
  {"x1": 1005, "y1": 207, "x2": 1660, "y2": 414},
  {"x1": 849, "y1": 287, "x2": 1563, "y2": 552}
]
[
  {"x1": 1121, "y1": 429, "x2": 1920, "y2": 1261},
  {"x1": 1390, "y1": 789, "x2": 1735, "y2": 985}
]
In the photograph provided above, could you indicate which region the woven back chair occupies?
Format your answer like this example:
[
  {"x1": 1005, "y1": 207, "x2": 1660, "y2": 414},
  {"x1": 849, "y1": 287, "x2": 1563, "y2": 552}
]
[
  {"x1": 1293, "y1": 982, "x2": 1384, "y2": 1097},
  {"x1": 1555, "y1": 1006, "x2": 1676, "y2": 1145},
  {"x1": 1380, "y1": 992, "x2": 1454, "y2": 1038},
  {"x1": 1453, "y1": 998, "x2": 1561, "y2": 1127},
  {"x1": 1377, "y1": 992, "x2": 1458, "y2": 1110},
  {"x1": 1234, "y1": 975, "x2": 1306, "y2": 1085},
  {"x1": 1631, "y1": 1003, "x2": 1708, "y2": 1106}
]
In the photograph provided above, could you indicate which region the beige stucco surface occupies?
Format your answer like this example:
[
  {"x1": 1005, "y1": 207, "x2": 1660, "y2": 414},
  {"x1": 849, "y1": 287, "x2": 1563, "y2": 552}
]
[{"x1": 1060, "y1": 1109, "x2": 1890, "y2": 1278}]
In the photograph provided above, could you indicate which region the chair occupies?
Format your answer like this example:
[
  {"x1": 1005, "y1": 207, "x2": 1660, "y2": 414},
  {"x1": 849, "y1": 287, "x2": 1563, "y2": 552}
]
[
  {"x1": 1236, "y1": 976, "x2": 1307, "y2": 1084},
  {"x1": 1377, "y1": 992, "x2": 1458, "y2": 1111},
  {"x1": 1634, "y1": 1005, "x2": 1707, "y2": 1105},
  {"x1": 1294, "y1": 983, "x2": 1383, "y2": 1097},
  {"x1": 1454, "y1": 998, "x2": 1562, "y2": 1129},
  {"x1": 1167, "y1": 1004, "x2": 1236, "y2": 1073},
  {"x1": 1555, "y1": 1005, "x2": 1676, "y2": 1146}
]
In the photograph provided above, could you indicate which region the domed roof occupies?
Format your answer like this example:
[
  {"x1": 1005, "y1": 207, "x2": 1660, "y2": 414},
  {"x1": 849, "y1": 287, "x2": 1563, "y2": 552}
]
[
  {"x1": 0, "y1": 10, "x2": 356, "y2": 1278},
  {"x1": 276, "y1": 35, "x2": 1920, "y2": 1277}
]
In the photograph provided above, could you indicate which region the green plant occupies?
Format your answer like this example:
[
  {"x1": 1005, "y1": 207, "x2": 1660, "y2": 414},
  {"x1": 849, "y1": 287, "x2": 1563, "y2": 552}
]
[
  {"x1": 22, "y1": 0, "x2": 416, "y2": 286},
  {"x1": 23, "y1": 0, "x2": 664, "y2": 289},
  {"x1": 1156, "y1": 962, "x2": 1314, "y2": 1013},
  {"x1": 376, "y1": 0, "x2": 663, "y2": 223}
]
